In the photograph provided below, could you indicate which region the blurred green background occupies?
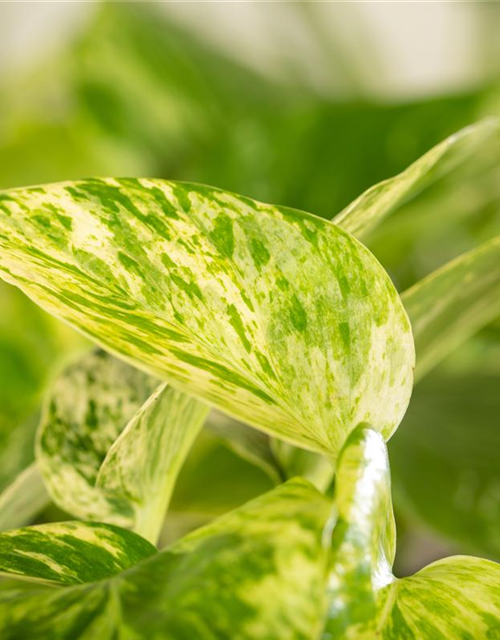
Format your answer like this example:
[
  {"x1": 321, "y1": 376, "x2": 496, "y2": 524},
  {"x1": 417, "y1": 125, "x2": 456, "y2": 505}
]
[{"x1": 0, "y1": 2, "x2": 499, "y2": 575}]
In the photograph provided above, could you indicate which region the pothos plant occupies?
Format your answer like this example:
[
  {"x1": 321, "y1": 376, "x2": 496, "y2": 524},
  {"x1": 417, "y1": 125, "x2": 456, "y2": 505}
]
[{"x1": 0, "y1": 122, "x2": 498, "y2": 639}]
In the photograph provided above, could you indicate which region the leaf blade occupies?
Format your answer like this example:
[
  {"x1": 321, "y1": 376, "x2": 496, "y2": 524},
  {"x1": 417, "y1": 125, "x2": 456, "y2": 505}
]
[
  {"x1": 0, "y1": 179, "x2": 414, "y2": 457},
  {"x1": 332, "y1": 119, "x2": 500, "y2": 240},
  {"x1": 0, "y1": 522, "x2": 156, "y2": 586}
]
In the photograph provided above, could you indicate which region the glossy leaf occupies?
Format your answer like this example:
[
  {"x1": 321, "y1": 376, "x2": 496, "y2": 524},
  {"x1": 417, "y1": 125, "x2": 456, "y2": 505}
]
[
  {"x1": 0, "y1": 521, "x2": 155, "y2": 586},
  {"x1": 37, "y1": 349, "x2": 207, "y2": 542},
  {"x1": 0, "y1": 464, "x2": 49, "y2": 532},
  {"x1": 323, "y1": 425, "x2": 500, "y2": 638},
  {"x1": 0, "y1": 480, "x2": 331, "y2": 639},
  {"x1": 0, "y1": 179, "x2": 414, "y2": 457},
  {"x1": 332, "y1": 118, "x2": 500, "y2": 240},
  {"x1": 402, "y1": 236, "x2": 500, "y2": 380}
]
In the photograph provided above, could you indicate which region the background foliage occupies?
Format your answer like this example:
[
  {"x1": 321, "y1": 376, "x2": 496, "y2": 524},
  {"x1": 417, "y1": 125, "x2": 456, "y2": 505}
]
[{"x1": 0, "y1": 1, "x2": 499, "y2": 576}]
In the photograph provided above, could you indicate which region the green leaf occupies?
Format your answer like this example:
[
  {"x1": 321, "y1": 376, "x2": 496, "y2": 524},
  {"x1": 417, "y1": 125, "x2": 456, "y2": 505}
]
[
  {"x1": 37, "y1": 349, "x2": 208, "y2": 542},
  {"x1": 323, "y1": 425, "x2": 500, "y2": 638},
  {"x1": 0, "y1": 464, "x2": 49, "y2": 532},
  {"x1": 332, "y1": 119, "x2": 500, "y2": 240},
  {"x1": 0, "y1": 521, "x2": 156, "y2": 586},
  {"x1": 402, "y1": 236, "x2": 500, "y2": 380},
  {"x1": 0, "y1": 480, "x2": 331, "y2": 639},
  {"x1": 0, "y1": 179, "x2": 414, "y2": 457}
]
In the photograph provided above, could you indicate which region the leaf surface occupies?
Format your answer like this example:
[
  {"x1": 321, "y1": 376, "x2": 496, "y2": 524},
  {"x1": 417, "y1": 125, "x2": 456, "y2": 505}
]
[
  {"x1": 37, "y1": 349, "x2": 207, "y2": 542},
  {"x1": 0, "y1": 480, "x2": 331, "y2": 639},
  {"x1": 323, "y1": 425, "x2": 500, "y2": 638},
  {"x1": 0, "y1": 522, "x2": 155, "y2": 586},
  {"x1": 332, "y1": 119, "x2": 500, "y2": 240},
  {"x1": 402, "y1": 236, "x2": 500, "y2": 380},
  {"x1": 0, "y1": 179, "x2": 414, "y2": 457}
]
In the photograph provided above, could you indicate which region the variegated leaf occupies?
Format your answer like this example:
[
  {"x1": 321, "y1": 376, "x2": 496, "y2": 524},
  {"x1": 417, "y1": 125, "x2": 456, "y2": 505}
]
[
  {"x1": 0, "y1": 179, "x2": 414, "y2": 457},
  {"x1": 37, "y1": 349, "x2": 208, "y2": 543},
  {"x1": 402, "y1": 235, "x2": 500, "y2": 380},
  {"x1": 97, "y1": 382, "x2": 209, "y2": 542},
  {"x1": 323, "y1": 425, "x2": 500, "y2": 638},
  {"x1": 332, "y1": 118, "x2": 499, "y2": 240},
  {"x1": 37, "y1": 350, "x2": 158, "y2": 527},
  {"x1": 0, "y1": 522, "x2": 155, "y2": 586},
  {"x1": 0, "y1": 480, "x2": 331, "y2": 639}
]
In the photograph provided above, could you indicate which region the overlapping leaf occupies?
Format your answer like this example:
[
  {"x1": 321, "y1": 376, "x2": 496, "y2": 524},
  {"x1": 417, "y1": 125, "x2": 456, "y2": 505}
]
[
  {"x1": 402, "y1": 235, "x2": 500, "y2": 380},
  {"x1": 37, "y1": 349, "x2": 208, "y2": 542},
  {"x1": 332, "y1": 119, "x2": 500, "y2": 240},
  {"x1": 0, "y1": 522, "x2": 155, "y2": 586},
  {"x1": 0, "y1": 480, "x2": 331, "y2": 640},
  {"x1": 322, "y1": 425, "x2": 500, "y2": 638},
  {"x1": 0, "y1": 179, "x2": 414, "y2": 457}
]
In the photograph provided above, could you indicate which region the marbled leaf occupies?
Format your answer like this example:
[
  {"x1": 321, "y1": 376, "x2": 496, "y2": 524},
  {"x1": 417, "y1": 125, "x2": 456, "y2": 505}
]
[
  {"x1": 37, "y1": 349, "x2": 208, "y2": 542},
  {"x1": 0, "y1": 522, "x2": 155, "y2": 586},
  {"x1": 0, "y1": 480, "x2": 331, "y2": 639},
  {"x1": 0, "y1": 179, "x2": 414, "y2": 457}
]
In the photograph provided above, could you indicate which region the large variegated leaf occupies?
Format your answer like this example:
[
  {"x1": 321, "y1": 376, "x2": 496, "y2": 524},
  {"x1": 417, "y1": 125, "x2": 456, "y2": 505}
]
[
  {"x1": 0, "y1": 480, "x2": 331, "y2": 639},
  {"x1": 37, "y1": 349, "x2": 208, "y2": 542},
  {"x1": 332, "y1": 119, "x2": 500, "y2": 240},
  {"x1": 323, "y1": 425, "x2": 500, "y2": 638},
  {"x1": 0, "y1": 179, "x2": 414, "y2": 457},
  {"x1": 402, "y1": 235, "x2": 500, "y2": 380},
  {"x1": 0, "y1": 522, "x2": 155, "y2": 586}
]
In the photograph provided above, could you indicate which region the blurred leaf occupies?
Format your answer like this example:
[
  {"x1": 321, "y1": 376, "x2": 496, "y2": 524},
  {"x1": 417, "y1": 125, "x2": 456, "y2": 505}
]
[
  {"x1": 0, "y1": 522, "x2": 155, "y2": 586},
  {"x1": 402, "y1": 236, "x2": 500, "y2": 380},
  {"x1": 333, "y1": 119, "x2": 500, "y2": 240},
  {"x1": 0, "y1": 464, "x2": 49, "y2": 532},
  {"x1": 204, "y1": 411, "x2": 283, "y2": 484},
  {"x1": 0, "y1": 179, "x2": 413, "y2": 458},
  {"x1": 38, "y1": 350, "x2": 207, "y2": 543},
  {"x1": 271, "y1": 440, "x2": 333, "y2": 492},
  {"x1": 0, "y1": 281, "x2": 84, "y2": 493},
  {"x1": 0, "y1": 480, "x2": 330, "y2": 639},
  {"x1": 390, "y1": 368, "x2": 500, "y2": 559},
  {"x1": 323, "y1": 426, "x2": 500, "y2": 638}
]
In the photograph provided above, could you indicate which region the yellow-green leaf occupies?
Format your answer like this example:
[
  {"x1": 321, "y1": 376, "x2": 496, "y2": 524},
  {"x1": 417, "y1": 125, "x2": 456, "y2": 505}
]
[
  {"x1": 332, "y1": 119, "x2": 500, "y2": 240},
  {"x1": 0, "y1": 179, "x2": 414, "y2": 457},
  {"x1": 37, "y1": 349, "x2": 208, "y2": 543},
  {"x1": 323, "y1": 425, "x2": 500, "y2": 638},
  {"x1": 0, "y1": 521, "x2": 155, "y2": 586},
  {"x1": 402, "y1": 236, "x2": 500, "y2": 380},
  {"x1": 0, "y1": 480, "x2": 331, "y2": 639}
]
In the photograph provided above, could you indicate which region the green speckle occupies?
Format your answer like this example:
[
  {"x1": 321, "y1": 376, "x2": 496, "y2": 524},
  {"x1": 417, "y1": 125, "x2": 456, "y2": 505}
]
[
  {"x1": 227, "y1": 304, "x2": 252, "y2": 353},
  {"x1": 210, "y1": 215, "x2": 234, "y2": 259},
  {"x1": 250, "y1": 238, "x2": 270, "y2": 269},
  {"x1": 289, "y1": 294, "x2": 307, "y2": 333},
  {"x1": 171, "y1": 274, "x2": 204, "y2": 301},
  {"x1": 339, "y1": 322, "x2": 350, "y2": 349}
]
